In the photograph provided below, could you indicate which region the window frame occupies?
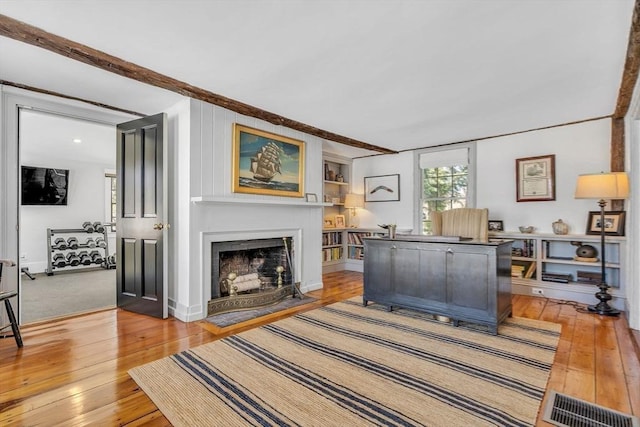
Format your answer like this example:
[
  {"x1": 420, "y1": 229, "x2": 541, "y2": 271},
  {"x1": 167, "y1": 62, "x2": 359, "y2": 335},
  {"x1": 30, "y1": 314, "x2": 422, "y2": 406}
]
[
  {"x1": 413, "y1": 143, "x2": 477, "y2": 234},
  {"x1": 105, "y1": 172, "x2": 116, "y2": 232}
]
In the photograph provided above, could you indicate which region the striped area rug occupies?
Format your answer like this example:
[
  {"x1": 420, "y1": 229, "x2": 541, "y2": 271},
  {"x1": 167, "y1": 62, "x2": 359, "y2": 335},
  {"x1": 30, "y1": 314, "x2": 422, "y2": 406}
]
[{"x1": 129, "y1": 298, "x2": 561, "y2": 427}]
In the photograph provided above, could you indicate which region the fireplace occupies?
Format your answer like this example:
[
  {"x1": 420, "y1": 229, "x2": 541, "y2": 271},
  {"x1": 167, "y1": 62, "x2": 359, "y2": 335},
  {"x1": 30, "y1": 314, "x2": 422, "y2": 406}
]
[{"x1": 206, "y1": 232, "x2": 299, "y2": 316}]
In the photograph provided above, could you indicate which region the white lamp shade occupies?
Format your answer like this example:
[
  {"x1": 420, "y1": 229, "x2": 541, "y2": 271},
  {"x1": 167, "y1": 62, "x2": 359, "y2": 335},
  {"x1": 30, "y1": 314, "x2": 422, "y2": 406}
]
[
  {"x1": 344, "y1": 193, "x2": 365, "y2": 208},
  {"x1": 575, "y1": 172, "x2": 629, "y2": 200}
]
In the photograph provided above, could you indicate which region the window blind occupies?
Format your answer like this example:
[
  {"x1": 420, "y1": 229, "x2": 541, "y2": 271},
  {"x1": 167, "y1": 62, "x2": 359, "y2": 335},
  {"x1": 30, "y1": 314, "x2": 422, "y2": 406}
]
[{"x1": 419, "y1": 148, "x2": 468, "y2": 169}]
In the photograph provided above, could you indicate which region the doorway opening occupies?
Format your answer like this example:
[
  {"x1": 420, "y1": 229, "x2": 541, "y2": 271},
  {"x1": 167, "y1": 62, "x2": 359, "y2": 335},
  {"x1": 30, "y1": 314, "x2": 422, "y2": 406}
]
[{"x1": 19, "y1": 108, "x2": 117, "y2": 323}]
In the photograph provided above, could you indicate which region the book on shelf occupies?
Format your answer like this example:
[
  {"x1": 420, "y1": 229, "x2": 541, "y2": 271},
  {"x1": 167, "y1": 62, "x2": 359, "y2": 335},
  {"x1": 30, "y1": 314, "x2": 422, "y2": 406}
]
[
  {"x1": 322, "y1": 231, "x2": 342, "y2": 246},
  {"x1": 348, "y1": 246, "x2": 364, "y2": 260},
  {"x1": 576, "y1": 270, "x2": 602, "y2": 284},
  {"x1": 541, "y1": 272, "x2": 572, "y2": 283},
  {"x1": 322, "y1": 247, "x2": 343, "y2": 262},
  {"x1": 511, "y1": 260, "x2": 535, "y2": 278},
  {"x1": 524, "y1": 261, "x2": 536, "y2": 279}
]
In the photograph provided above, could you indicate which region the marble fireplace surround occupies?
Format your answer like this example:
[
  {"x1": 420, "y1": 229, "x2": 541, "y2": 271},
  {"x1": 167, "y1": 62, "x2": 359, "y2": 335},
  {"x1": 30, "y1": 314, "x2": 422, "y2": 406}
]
[{"x1": 201, "y1": 228, "x2": 303, "y2": 314}]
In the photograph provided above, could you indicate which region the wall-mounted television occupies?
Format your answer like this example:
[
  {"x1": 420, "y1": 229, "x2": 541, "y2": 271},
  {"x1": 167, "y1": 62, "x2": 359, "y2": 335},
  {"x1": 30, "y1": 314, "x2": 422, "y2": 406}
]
[{"x1": 21, "y1": 166, "x2": 69, "y2": 206}]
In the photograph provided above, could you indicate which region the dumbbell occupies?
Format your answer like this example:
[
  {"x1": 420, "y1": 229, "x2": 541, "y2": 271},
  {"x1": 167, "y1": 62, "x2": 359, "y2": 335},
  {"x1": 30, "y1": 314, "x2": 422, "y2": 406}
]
[
  {"x1": 82, "y1": 221, "x2": 94, "y2": 233},
  {"x1": 52, "y1": 237, "x2": 68, "y2": 250},
  {"x1": 85, "y1": 238, "x2": 96, "y2": 248},
  {"x1": 95, "y1": 237, "x2": 107, "y2": 248},
  {"x1": 78, "y1": 251, "x2": 92, "y2": 265},
  {"x1": 67, "y1": 237, "x2": 79, "y2": 249},
  {"x1": 90, "y1": 250, "x2": 103, "y2": 264},
  {"x1": 52, "y1": 253, "x2": 67, "y2": 268},
  {"x1": 66, "y1": 251, "x2": 80, "y2": 266},
  {"x1": 93, "y1": 222, "x2": 105, "y2": 233}
]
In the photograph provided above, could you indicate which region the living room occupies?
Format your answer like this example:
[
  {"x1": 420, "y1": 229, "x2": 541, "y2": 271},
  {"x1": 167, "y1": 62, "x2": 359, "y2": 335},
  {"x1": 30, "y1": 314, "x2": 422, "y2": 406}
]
[{"x1": 0, "y1": 1, "x2": 640, "y2": 424}]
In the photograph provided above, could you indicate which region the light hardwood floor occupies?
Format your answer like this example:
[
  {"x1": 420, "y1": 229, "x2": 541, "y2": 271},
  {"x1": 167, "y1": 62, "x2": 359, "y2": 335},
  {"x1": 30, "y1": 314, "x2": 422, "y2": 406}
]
[{"x1": 1, "y1": 271, "x2": 638, "y2": 426}]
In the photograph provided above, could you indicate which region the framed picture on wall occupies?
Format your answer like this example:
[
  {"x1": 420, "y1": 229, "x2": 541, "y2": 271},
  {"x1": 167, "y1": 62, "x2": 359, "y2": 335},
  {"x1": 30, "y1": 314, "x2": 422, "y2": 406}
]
[
  {"x1": 364, "y1": 174, "x2": 400, "y2": 202},
  {"x1": 515, "y1": 154, "x2": 556, "y2": 202},
  {"x1": 232, "y1": 124, "x2": 305, "y2": 198}
]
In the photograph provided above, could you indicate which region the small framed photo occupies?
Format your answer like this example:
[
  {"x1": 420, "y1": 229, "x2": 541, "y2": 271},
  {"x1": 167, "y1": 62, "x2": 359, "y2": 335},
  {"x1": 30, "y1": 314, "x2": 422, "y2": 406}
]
[
  {"x1": 305, "y1": 193, "x2": 318, "y2": 203},
  {"x1": 516, "y1": 154, "x2": 555, "y2": 202},
  {"x1": 334, "y1": 215, "x2": 346, "y2": 228},
  {"x1": 586, "y1": 211, "x2": 626, "y2": 236},
  {"x1": 364, "y1": 174, "x2": 400, "y2": 202},
  {"x1": 488, "y1": 220, "x2": 504, "y2": 232},
  {"x1": 324, "y1": 219, "x2": 335, "y2": 228}
]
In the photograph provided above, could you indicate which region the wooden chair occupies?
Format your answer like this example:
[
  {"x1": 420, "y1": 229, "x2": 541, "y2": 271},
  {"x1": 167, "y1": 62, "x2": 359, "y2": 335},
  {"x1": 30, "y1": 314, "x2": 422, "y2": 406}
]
[
  {"x1": 431, "y1": 208, "x2": 489, "y2": 242},
  {"x1": 0, "y1": 259, "x2": 23, "y2": 348}
]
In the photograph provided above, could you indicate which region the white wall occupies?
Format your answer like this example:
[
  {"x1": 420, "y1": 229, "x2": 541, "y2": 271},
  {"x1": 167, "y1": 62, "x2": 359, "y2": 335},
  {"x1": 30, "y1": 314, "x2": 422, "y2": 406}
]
[
  {"x1": 354, "y1": 119, "x2": 612, "y2": 234},
  {"x1": 477, "y1": 119, "x2": 612, "y2": 233},
  {"x1": 352, "y1": 151, "x2": 415, "y2": 231},
  {"x1": 20, "y1": 162, "x2": 112, "y2": 272}
]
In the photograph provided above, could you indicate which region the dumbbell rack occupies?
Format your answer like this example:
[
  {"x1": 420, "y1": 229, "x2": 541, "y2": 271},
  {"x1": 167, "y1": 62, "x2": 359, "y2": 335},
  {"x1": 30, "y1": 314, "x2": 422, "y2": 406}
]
[{"x1": 45, "y1": 226, "x2": 114, "y2": 275}]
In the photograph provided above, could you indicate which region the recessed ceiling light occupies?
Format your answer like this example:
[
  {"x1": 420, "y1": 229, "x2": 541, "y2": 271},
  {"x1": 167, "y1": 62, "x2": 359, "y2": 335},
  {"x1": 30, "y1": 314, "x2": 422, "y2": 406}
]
[{"x1": 73, "y1": 138, "x2": 82, "y2": 144}]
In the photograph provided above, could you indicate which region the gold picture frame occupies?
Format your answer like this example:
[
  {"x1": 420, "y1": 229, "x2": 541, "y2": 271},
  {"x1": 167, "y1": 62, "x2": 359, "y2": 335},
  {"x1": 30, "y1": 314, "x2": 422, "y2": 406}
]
[
  {"x1": 334, "y1": 214, "x2": 346, "y2": 228},
  {"x1": 516, "y1": 154, "x2": 556, "y2": 202},
  {"x1": 232, "y1": 124, "x2": 305, "y2": 197}
]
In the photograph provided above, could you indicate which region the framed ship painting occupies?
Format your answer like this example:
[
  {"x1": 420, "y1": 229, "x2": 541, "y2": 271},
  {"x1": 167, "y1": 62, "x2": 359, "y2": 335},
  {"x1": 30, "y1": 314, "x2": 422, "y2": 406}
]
[{"x1": 232, "y1": 124, "x2": 305, "y2": 197}]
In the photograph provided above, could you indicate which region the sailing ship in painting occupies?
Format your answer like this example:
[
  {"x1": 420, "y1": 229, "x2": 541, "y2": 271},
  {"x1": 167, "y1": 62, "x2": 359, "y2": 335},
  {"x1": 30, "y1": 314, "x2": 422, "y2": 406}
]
[
  {"x1": 250, "y1": 141, "x2": 283, "y2": 182},
  {"x1": 234, "y1": 124, "x2": 303, "y2": 196}
]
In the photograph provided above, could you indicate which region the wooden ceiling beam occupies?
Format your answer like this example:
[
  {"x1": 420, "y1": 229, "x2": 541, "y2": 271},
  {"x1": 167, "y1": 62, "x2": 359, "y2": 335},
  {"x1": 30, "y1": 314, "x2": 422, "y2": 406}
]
[
  {"x1": 0, "y1": 14, "x2": 396, "y2": 155},
  {"x1": 610, "y1": 0, "x2": 640, "y2": 192},
  {"x1": 614, "y1": 0, "x2": 640, "y2": 119}
]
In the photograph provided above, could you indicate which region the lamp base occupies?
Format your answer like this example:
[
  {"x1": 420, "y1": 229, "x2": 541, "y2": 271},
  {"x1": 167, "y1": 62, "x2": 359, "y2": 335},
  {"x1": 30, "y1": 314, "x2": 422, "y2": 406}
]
[
  {"x1": 587, "y1": 282, "x2": 620, "y2": 316},
  {"x1": 587, "y1": 303, "x2": 620, "y2": 316}
]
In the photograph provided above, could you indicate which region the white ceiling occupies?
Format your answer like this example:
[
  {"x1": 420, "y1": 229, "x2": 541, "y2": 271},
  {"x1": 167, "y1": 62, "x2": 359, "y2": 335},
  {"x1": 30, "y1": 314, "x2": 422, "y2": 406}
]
[
  {"x1": 0, "y1": 0, "x2": 635, "y2": 158},
  {"x1": 20, "y1": 109, "x2": 115, "y2": 167}
]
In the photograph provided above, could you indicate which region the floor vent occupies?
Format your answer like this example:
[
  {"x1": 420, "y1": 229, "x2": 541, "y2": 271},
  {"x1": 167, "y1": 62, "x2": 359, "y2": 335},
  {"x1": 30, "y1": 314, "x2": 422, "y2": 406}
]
[{"x1": 543, "y1": 391, "x2": 639, "y2": 427}]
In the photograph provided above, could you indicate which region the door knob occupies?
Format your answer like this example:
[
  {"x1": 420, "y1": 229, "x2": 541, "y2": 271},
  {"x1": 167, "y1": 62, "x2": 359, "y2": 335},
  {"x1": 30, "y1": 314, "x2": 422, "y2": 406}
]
[{"x1": 153, "y1": 223, "x2": 170, "y2": 230}]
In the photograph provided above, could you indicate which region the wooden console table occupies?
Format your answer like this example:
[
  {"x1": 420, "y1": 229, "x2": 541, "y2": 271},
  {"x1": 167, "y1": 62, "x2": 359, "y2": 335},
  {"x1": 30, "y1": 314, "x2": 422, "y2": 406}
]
[{"x1": 363, "y1": 235, "x2": 513, "y2": 334}]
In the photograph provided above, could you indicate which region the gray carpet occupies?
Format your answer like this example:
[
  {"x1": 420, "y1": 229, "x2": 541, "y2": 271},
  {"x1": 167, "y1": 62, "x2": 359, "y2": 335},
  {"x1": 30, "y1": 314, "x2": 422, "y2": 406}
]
[
  {"x1": 21, "y1": 268, "x2": 116, "y2": 323},
  {"x1": 205, "y1": 296, "x2": 316, "y2": 328}
]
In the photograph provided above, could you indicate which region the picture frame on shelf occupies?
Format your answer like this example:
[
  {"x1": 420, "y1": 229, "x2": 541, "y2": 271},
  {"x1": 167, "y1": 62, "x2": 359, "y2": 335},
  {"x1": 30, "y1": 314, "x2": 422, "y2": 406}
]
[
  {"x1": 586, "y1": 211, "x2": 626, "y2": 236},
  {"x1": 324, "y1": 219, "x2": 335, "y2": 228},
  {"x1": 305, "y1": 193, "x2": 318, "y2": 202},
  {"x1": 516, "y1": 154, "x2": 555, "y2": 202},
  {"x1": 488, "y1": 220, "x2": 503, "y2": 232},
  {"x1": 335, "y1": 215, "x2": 346, "y2": 228},
  {"x1": 364, "y1": 174, "x2": 400, "y2": 202},
  {"x1": 232, "y1": 123, "x2": 305, "y2": 198}
]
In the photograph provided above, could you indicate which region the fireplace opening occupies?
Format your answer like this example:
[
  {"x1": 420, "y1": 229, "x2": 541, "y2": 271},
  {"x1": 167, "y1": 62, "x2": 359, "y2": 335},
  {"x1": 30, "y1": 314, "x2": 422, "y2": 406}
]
[{"x1": 208, "y1": 237, "x2": 294, "y2": 316}]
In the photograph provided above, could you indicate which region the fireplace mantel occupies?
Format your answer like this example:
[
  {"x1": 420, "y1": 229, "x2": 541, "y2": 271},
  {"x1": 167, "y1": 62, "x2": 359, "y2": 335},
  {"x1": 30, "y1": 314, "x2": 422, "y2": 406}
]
[{"x1": 191, "y1": 196, "x2": 330, "y2": 207}]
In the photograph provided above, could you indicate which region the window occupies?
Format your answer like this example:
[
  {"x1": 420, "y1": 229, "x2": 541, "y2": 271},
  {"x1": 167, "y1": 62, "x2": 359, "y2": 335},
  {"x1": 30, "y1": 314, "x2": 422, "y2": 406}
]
[
  {"x1": 416, "y1": 145, "x2": 475, "y2": 234},
  {"x1": 105, "y1": 173, "x2": 116, "y2": 231}
]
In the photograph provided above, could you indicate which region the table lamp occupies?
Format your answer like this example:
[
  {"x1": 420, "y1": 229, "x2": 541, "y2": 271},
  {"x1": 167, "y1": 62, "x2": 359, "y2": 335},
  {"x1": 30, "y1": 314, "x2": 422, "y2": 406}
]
[
  {"x1": 344, "y1": 193, "x2": 365, "y2": 228},
  {"x1": 574, "y1": 172, "x2": 629, "y2": 316}
]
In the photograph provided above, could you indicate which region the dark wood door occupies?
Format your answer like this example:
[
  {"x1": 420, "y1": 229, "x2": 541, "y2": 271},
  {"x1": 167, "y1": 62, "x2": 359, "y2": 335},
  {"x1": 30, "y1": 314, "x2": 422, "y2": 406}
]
[{"x1": 116, "y1": 113, "x2": 167, "y2": 318}]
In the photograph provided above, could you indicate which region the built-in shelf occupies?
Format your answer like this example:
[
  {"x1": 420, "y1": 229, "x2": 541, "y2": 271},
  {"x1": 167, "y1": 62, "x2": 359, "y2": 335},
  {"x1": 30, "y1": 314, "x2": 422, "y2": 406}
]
[{"x1": 489, "y1": 231, "x2": 626, "y2": 310}]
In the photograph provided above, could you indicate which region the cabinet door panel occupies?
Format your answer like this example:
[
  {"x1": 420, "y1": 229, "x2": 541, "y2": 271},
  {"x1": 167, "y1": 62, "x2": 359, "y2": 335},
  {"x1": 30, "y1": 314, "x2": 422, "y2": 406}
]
[
  {"x1": 364, "y1": 242, "x2": 392, "y2": 295},
  {"x1": 392, "y1": 246, "x2": 447, "y2": 302},
  {"x1": 447, "y1": 251, "x2": 490, "y2": 310}
]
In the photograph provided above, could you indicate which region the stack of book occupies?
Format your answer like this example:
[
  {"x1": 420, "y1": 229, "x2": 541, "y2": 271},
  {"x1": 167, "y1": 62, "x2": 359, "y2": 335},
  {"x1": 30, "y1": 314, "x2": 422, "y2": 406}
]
[
  {"x1": 541, "y1": 272, "x2": 573, "y2": 283},
  {"x1": 511, "y1": 261, "x2": 536, "y2": 278},
  {"x1": 511, "y1": 264, "x2": 526, "y2": 278}
]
